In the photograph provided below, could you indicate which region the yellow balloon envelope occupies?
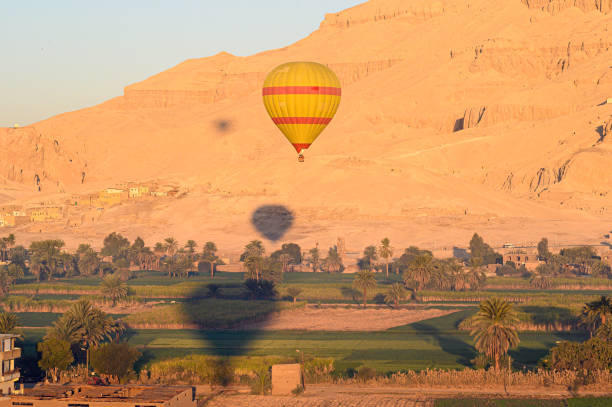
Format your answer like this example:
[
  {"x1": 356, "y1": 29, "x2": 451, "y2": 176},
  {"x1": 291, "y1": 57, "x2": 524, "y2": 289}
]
[{"x1": 262, "y1": 62, "x2": 341, "y2": 158}]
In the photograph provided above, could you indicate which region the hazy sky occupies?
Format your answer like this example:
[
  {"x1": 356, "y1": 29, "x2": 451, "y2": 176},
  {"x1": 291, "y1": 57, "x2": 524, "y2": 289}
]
[{"x1": 0, "y1": 1, "x2": 363, "y2": 126}]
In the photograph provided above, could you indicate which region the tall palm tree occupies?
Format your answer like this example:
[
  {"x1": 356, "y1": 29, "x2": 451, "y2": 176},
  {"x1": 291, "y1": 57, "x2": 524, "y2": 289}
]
[
  {"x1": 0, "y1": 312, "x2": 19, "y2": 334},
  {"x1": 362, "y1": 245, "x2": 378, "y2": 271},
  {"x1": 201, "y1": 242, "x2": 219, "y2": 278},
  {"x1": 582, "y1": 295, "x2": 611, "y2": 333},
  {"x1": 65, "y1": 299, "x2": 123, "y2": 370},
  {"x1": 100, "y1": 274, "x2": 128, "y2": 306},
  {"x1": 29, "y1": 240, "x2": 65, "y2": 280},
  {"x1": 164, "y1": 238, "x2": 178, "y2": 257},
  {"x1": 470, "y1": 298, "x2": 520, "y2": 370},
  {"x1": 353, "y1": 269, "x2": 377, "y2": 308},
  {"x1": 403, "y1": 253, "x2": 434, "y2": 293},
  {"x1": 378, "y1": 238, "x2": 393, "y2": 279}
]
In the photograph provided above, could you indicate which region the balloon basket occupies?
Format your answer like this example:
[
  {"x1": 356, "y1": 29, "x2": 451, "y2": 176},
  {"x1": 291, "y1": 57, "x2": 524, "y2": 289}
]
[{"x1": 298, "y1": 154, "x2": 305, "y2": 162}]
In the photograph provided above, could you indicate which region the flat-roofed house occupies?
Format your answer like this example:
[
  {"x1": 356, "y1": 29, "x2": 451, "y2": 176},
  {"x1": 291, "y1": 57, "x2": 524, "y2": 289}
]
[
  {"x1": 0, "y1": 334, "x2": 21, "y2": 395},
  {"x1": 6, "y1": 385, "x2": 195, "y2": 407},
  {"x1": 501, "y1": 247, "x2": 541, "y2": 271},
  {"x1": 28, "y1": 207, "x2": 63, "y2": 223},
  {"x1": 98, "y1": 188, "x2": 128, "y2": 207}
]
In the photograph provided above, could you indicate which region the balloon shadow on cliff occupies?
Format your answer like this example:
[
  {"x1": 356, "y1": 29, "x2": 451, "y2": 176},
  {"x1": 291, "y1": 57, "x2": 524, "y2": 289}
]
[
  {"x1": 213, "y1": 119, "x2": 233, "y2": 133},
  {"x1": 251, "y1": 205, "x2": 295, "y2": 242}
]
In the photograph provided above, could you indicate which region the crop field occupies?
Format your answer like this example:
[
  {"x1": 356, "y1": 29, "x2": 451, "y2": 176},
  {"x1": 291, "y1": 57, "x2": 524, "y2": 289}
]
[{"x1": 17, "y1": 311, "x2": 586, "y2": 374}]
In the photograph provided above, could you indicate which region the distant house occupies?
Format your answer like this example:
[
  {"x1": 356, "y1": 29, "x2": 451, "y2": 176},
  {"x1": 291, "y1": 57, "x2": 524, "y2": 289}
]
[
  {"x1": 501, "y1": 247, "x2": 541, "y2": 271},
  {"x1": 98, "y1": 188, "x2": 128, "y2": 206},
  {"x1": 128, "y1": 185, "x2": 150, "y2": 198},
  {"x1": 0, "y1": 334, "x2": 21, "y2": 395},
  {"x1": 28, "y1": 206, "x2": 63, "y2": 222}
]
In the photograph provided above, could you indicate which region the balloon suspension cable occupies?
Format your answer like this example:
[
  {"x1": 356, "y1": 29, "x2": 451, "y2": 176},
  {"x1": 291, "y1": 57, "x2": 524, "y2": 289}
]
[{"x1": 298, "y1": 154, "x2": 305, "y2": 162}]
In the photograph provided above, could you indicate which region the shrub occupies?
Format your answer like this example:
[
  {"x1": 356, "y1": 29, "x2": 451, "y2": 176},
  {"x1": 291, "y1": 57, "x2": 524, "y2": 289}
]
[
  {"x1": 244, "y1": 279, "x2": 277, "y2": 299},
  {"x1": 90, "y1": 342, "x2": 141, "y2": 383},
  {"x1": 356, "y1": 366, "x2": 377, "y2": 382}
]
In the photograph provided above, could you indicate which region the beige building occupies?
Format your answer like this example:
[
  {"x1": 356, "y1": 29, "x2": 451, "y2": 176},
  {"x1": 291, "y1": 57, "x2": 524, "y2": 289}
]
[
  {"x1": 27, "y1": 207, "x2": 63, "y2": 223},
  {"x1": 0, "y1": 334, "x2": 21, "y2": 395},
  {"x1": 6, "y1": 385, "x2": 195, "y2": 407},
  {"x1": 128, "y1": 185, "x2": 150, "y2": 199},
  {"x1": 98, "y1": 188, "x2": 128, "y2": 207},
  {"x1": 501, "y1": 247, "x2": 541, "y2": 271}
]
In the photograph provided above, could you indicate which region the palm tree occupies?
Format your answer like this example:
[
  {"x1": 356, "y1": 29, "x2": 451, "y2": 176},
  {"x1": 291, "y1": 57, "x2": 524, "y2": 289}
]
[
  {"x1": 323, "y1": 246, "x2": 343, "y2": 273},
  {"x1": 362, "y1": 245, "x2": 378, "y2": 271},
  {"x1": 385, "y1": 283, "x2": 406, "y2": 308},
  {"x1": 470, "y1": 298, "x2": 520, "y2": 370},
  {"x1": 378, "y1": 238, "x2": 393, "y2": 279},
  {"x1": 201, "y1": 242, "x2": 219, "y2": 278},
  {"x1": 65, "y1": 299, "x2": 123, "y2": 370},
  {"x1": 100, "y1": 274, "x2": 128, "y2": 306},
  {"x1": 164, "y1": 237, "x2": 178, "y2": 257},
  {"x1": 0, "y1": 312, "x2": 19, "y2": 334},
  {"x1": 29, "y1": 240, "x2": 65, "y2": 280},
  {"x1": 403, "y1": 253, "x2": 434, "y2": 294},
  {"x1": 78, "y1": 248, "x2": 100, "y2": 276},
  {"x1": 353, "y1": 269, "x2": 377, "y2": 308},
  {"x1": 287, "y1": 287, "x2": 302, "y2": 303},
  {"x1": 582, "y1": 295, "x2": 611, "y2": 334}
]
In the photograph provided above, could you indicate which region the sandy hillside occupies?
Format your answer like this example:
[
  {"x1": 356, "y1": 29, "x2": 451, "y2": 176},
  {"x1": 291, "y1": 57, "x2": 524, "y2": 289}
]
[{"x1": 1, "y1": 0, "x2": 612, "y2": 253}]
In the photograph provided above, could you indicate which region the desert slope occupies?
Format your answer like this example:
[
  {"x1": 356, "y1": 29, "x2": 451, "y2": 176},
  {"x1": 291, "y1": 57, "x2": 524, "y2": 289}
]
[{"x1": 0, "y1": 0, "x2": 611, "y2": 252}]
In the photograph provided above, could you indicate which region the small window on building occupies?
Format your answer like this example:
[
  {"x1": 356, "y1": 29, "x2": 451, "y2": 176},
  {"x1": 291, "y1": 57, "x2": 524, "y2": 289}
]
[
  {"x1": 525, "y1": 256, "x2": 528, "y2": 261},
  {"x1": 3, "y1": 338, "x2": 11, "y2": 351},
  {"x1": 517, "y1": 256, "x2": 521, "y2": 261}
]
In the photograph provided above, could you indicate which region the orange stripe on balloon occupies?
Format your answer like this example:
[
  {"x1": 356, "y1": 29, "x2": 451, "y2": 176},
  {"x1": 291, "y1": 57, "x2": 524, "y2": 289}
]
[
  {"x1": 272, "y1": 117, "x2": 332, "y2": 125},
  {"x1": 292, "y1": 143, "x2": 311, "y2": 153},
  {"x1": 263, "y1": 86, "x2": 341, "y2": 96}
]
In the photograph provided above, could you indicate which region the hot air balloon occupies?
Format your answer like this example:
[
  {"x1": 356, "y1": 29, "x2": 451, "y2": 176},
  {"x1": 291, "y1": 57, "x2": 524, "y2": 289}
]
[{"x1": 262, "y1": 62, "x2": 341, "y2": 162}]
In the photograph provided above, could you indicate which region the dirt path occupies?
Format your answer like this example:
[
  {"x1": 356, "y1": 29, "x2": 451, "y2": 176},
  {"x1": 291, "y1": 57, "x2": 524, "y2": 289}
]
[
  {"x1": 238, "y1": 308, "x2": 460, "y2": 331},
  {"x1": 201, "y1": 384, "x2": 612, "y2": 406}
]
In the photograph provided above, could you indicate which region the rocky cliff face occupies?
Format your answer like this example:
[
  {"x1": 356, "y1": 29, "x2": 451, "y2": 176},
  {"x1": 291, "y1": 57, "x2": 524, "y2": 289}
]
[{"x1": 1, "y1": 0, "x2": 611, "y2": 249}]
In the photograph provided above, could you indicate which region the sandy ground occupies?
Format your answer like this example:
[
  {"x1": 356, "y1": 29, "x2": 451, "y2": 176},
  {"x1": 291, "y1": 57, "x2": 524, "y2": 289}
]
[
  {"x1": 201, "y1": 385, "x2": 612, "y2": 406},
  {"x1": 239, "y1": 308, "x2": 459, "y2": 331}
]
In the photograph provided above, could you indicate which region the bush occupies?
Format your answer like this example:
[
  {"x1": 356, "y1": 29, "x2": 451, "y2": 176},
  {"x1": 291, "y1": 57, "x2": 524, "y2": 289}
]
[
  {"x1": 90, "y1": 342, "x2": 141, "y2": 382},
  {"x1": 244, "y1": 279, "x2": 277, "y2": 299},
  {"x1": 356, "y1": 366, "x2": 377, "y2": 382}
]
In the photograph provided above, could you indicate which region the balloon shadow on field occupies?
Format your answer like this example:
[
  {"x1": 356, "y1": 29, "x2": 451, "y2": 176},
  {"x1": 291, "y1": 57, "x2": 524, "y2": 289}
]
[{"x1": 251, "y1": 205, "x2": 295, "y2": 241}]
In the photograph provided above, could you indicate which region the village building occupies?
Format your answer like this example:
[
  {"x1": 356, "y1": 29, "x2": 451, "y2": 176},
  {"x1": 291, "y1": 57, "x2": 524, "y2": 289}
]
[
  {"x1": 0, "y1": 334, "x2": 21, "y2": 395},
  {"x1": 500, "y1": 247, "x2": 541, "y2": 271},
  {"x1": 128, "y1": 185, "x2": 150, "y2": 199},
  {"x1": 27, "y1": 207, "x2": 63, "y2": 223},
  {"x1": 6, "y1": 385, "x2": 195, "y2": 407},
  {"x1": 98, "y1": 188, "x2": 128, "y2": 207},
  {"x1": 595, "y1": 245, "x2": 612, "y2": 265}
]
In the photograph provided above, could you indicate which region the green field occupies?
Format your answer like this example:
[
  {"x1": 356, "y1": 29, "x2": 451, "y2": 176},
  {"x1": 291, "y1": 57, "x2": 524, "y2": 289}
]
[
  {"x1": 435, "y1": 398, "x2": 612, "y2": 407},
  {"x1": 18, "y1": 310, "x2": 586, "y2": 375}
]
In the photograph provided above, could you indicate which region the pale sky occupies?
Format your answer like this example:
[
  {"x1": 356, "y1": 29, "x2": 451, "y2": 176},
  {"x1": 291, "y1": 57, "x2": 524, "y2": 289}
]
[{"x1": 0, "y1": 1, "x2": 363, "y2": 126}]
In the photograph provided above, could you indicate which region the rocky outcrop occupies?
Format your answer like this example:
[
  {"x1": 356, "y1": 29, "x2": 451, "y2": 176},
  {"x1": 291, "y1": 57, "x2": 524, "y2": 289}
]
[
  {"x1": 521, "y1": 0, "x2": 612, "y2": 14},
  {"x1": 0, "y1": 127, "x2": 83, "y2": 191},
  {"x1": 319, "y1": 0, "x2": 450, "y2": 28},
  {"x1": 122, "y1": 59, "x2": 402, "y2": 108}
]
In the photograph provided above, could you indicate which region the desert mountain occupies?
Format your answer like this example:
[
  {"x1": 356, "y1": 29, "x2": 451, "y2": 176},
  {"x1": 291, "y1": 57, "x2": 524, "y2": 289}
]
[{"x1": 1, "y1": 0, "x2": 611, "y2": 253}]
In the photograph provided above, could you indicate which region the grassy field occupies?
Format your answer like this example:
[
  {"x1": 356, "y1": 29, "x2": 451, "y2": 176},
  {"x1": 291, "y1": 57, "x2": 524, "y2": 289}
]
[{"x1": 18, "y1": 310, "x2": 586, "y2": 375}]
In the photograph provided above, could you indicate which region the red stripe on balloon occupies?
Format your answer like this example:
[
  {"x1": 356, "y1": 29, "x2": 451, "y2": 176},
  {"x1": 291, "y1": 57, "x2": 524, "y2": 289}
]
[
  {"x1": 263, "y1": 86, "x2": 341, "y2": 96},
  {"x1": 272, "y1": 117, "x2": 332, "y2": 125},
  {"x1": 292, "y1": 143, "x2": 311, "y2": 153}
]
